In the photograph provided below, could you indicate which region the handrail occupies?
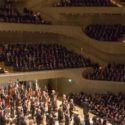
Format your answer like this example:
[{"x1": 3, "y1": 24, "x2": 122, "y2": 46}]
[{"x1": 0, "y1": 68, "x2": 125, "y2": 93}]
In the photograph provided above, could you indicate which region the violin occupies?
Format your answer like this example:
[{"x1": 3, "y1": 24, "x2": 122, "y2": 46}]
[
  {"x1": 8, "y1": 87, "x2": 13, "y2": 99},
  {"x1": 38, "y1": 88, "x2": 42, "y2": 98},
  {"x1": 28, "y1": 88, "x2": 33, "y2": 97}
]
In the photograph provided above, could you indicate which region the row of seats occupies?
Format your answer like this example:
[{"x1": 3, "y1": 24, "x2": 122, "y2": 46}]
[
  {"x1": 55, "y1": 0, "x2": 116, "y2": 7},
  {"x1": 84, "y1": 24, "x2": 125, "y2": 41},
  {"x1": 69, "y1": 92, "x2": 125, "y2": 125},
  {"x1": 0, "y1": 0, "x2": 51, "y2": 24},
  {"x1": 84, "y1": 63, "x2": 125, "y2": 82},
  {"x1": 0, "y1": 43, "x2": 94, "y2": 72}
]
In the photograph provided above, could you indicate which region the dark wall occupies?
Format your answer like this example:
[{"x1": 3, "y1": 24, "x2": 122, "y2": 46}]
[{"x1": 0, "y1": 0, "x2": 4, "y2": 6}]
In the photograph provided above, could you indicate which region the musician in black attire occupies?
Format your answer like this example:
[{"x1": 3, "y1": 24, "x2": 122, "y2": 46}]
[
  {"x1": 58, "y1": 105, "x2": 65, "y2": 124},
  {"x1": 83, "y1": 98, "x2": 89, "y2": 119},
  {"x1": 65, "y1": 111, "x2": 70, "y2": 125},
  {"x1": 69, "y1": 99, "x2": 74, "y2": 120},
  {"x1": 0, "y1": 112, "x2": 6, "y2": 125},
  {"x1": 73, "y1": 113, "x2": 80, "y2": 125},
  {"x1": 84, "y1": 114, "x2": 90, "y2": 125}
]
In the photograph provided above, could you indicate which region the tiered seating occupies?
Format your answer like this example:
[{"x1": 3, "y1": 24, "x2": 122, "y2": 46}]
[
  {"x1": 69, "y1": 92, "x2": 125, "y2": 125},
  {"x1": 84, "y1": 24, "x2": 125, "y2": 41},
  {"x1": 84, "y1": 63, "x2": 125, "y2": 82},
  {"x1": 0, "y1": 0, "x2": 51, "y2": 24},
  {"x1": 55, "y1": 0, "x2": 116, "y2": 7},
  {"x1": 0, "y1": 43, "x2": 95, "y2": 72}
]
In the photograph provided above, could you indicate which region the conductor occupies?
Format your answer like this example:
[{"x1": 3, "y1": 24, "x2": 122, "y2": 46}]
[{"x1": 83, "y1": 98, "x2": 89, "y2": 119}]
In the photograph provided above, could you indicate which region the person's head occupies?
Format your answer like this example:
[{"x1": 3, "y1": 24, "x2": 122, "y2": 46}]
[
  {"x1": 92, "y1": 116, "x2": 97, "y2": 123},
  {"x1": 85, "y1": 114, "x2": 89, "y2": 120},
  {"x1": 85, "y1": 98, "x2": 88, "y2": 102},
  {"x1": 70, "y1": 99, "x2": 73, "y2": 103},
  {"x1": 97, "y1": 118, "x2": 102, "y2": 124},
  {"x1": 102, "y1": 119, "x2": 107, "y2": 125},
  {"x1": 52, "y1": 90, "x2": 55, "y2": 94},
  {"x1": 74, "y1": 113, "x2": 79, "y2": 118},
  {"x1": 63, "y1": 94, "x2": 66, "y2": 98}
]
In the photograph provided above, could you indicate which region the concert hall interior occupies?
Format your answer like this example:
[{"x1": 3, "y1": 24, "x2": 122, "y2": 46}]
[{"x1": 0, "y1": 0, "x2": 125, "y2": 125}]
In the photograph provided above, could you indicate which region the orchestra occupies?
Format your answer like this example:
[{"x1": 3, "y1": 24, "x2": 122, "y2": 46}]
[{"x1": 0, "y1": 81, "x2": 80, "y2": 125}]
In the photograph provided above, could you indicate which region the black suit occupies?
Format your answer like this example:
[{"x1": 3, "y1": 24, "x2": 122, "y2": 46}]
[
  {"x1": 0, "y1": 115, "x2": 5, "y2": 125},
  {"x1": 83, "y1": 101, "x2": 89, "y2": 117}
]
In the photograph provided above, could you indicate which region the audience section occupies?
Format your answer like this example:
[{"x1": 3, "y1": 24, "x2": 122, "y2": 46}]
[
  {"x1": 84, "y1": 24, "x2": 125, "y2": 41},
  {"x1": 69, "y1": 92, "x2": 125, "y2": 125},
  {"x1": 0, "y1": 0, "x2": 51, "y2": 24},
  {"x1": 0, "y1": 43, "x2": 95, "y2": 72},
  {"x1": 0, "y1": 43, "x2": 125, "y2": 83},
  {"x1": 55, "y1": 0, "x2": 116, "y2": 7},
  {"x1": 84, "y1": 63, "x2": 125, "y2": 82}
]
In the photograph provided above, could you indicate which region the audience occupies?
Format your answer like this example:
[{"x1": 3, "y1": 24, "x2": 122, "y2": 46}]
[
  {"x1": 0, "y1": 43, "x2": 95, "y2": 72},
  {"x1": 0, "y1": 0, "x2": 51, "y2": 24},
  {"x1": 84, "y1": 63, "x2": 125, "y2": 82},
  {"x1": 55, "y1": 0, "x2": 116, "y2": 7},
  {"x1": 84, "y1": 24, "x2": 125, "y2": 41},
  {"x1": 69, "y1": 92, "x2": 125, "y2": 125},
  {"x1": 1, "y1": 43, "x2": 125, "y2": 83}
]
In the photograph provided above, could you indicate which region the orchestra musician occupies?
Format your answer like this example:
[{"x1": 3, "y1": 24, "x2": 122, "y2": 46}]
[{"x1": 69, "y1": 99, "x2": 75, "y2": 120}]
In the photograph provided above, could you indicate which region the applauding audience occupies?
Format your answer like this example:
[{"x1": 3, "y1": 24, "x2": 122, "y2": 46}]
[
  {"x1": 69, "y1": 92, "x2": 125, "y2": 125},
  {"x1": 55, "y1": 0, "x2": 116, "y2": 7},
  {"x1": 0, "y1": 43, "x2": 94, "y2": 72},
  {"x1": 85, "y1": 63, "x2": 125, "y2": 82}
]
